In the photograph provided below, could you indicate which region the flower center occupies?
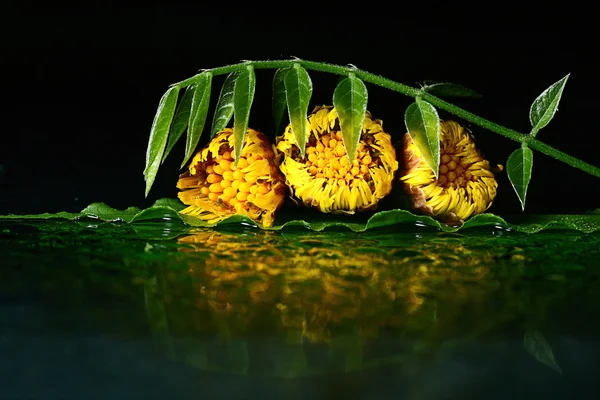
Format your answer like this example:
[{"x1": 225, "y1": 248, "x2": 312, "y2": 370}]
[
  {"x1": 437, "y1": 150, "x2": 475, "y2": 188},
  {"x1": 199, "y1": 149, "x2": 271, "y2": 213},
  {"x1": 301, "y1": 131, "x2": 375, "y2": 186}
]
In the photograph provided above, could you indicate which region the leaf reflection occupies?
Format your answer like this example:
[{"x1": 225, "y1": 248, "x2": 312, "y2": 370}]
[{"x1": 524, "y1": 330, "x2": 562, "y2": 374}]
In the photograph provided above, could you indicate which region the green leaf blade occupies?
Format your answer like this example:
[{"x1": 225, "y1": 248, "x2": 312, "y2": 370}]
[
  {"x1": 404, "y1": 99, "x2": 441, "y2": 177},
  {"x1": 233, "y1": 65, "x2": 256, "y2": 162},
  {"x1": 211, "y1": 72, "x2": 238, "y2": 137},
  {"x1": 181, "y1": 72, "x2": 212, "y2": 168},
  {"x1": 332, "y1": 75, "x2": 368, "y2": 165},
  {"x1": 284, "y1": 63, "x2": 313, "y2": 157},
  {"x1": 144, "y1": 86, "x2": 180, "y2": 197},
  {"x1": 162, "y1": 85, "x2": 195, "y2": 164},
  {"x1": 530, "y1": 73, "x2": 570, "y2": 136},
  {"x1": 507, "y1": 146, "x2": 534, "y2": 211},
  {"x1": 272, "y1": 67, "x2": 290, "y2": 135}
]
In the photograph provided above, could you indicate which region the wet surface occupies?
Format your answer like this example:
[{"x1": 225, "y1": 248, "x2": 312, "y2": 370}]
[{"x1": 1, "y1": 220, "x2": 600, "y2": 399}]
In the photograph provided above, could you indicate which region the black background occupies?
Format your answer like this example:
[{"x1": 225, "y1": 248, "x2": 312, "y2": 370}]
[{"x1": 1, "y1": 6, "x2": 598, "y2": 216}]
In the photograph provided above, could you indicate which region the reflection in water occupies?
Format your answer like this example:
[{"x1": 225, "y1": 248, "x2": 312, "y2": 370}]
[
  {"x1": 181, "y1": 229, "x2": 492, "y2": 330},
  {"x1": 147, "y1": 229, "x2": 512, "y2": 376},
  {"x1": 2, "y1": 221, "x2": 600, "y2": 396}
]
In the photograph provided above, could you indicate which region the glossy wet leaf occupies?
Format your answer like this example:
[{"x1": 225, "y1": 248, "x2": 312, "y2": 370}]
[
  {"x1": 530, "y1": 74, "x2": 569, "y2": 137},
  {"x1": 405, "y1": 98, "x2": 441, "y2": 177},
  {"x1": 507, "y1": 147, "x2": 534, "y2": 211},
  {"x1": 422, "y1": 82, "x2": 482, "y2": 98},
  {"x1": 162, "y1": 85, "x2": 195, "y2": 164},
  {"x1": 181, "y1": 72, "x2": 212, "y2": 168},
  {"x1": 284, "y1": 63, "x2": 313, "y2": 157},
  {"x1": 81, "y1": 203, "x2": 145, "y2": 221},
  {"x1": 233, "y1": 65, "x2": 256, "y2": 162},
  {"x1": 524, "y1": 330, "x2": 562, "y2": 374},
  {"x1": 272, "y1": 67, "x2": 290, "y2": 135},
  {"x1": 210, "y1": 72, "x2": 237, "y2": 137},
  {"x1": 3, "y1": 199, "x2": 599, "y2": 234},
  {"x1": 144, "y1": 86, "x2": 180, "y2": 197},
  {"x1": 333, "y1": 74, "x2": 368, "y2": 164}
]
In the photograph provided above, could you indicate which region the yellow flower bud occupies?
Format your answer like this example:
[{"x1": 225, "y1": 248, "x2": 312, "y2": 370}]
[
  {"x1": 275, "y1": 105, "x2": 398, "y2": 214},
  {"x1": 399, "y1": 120, "x2": 500, "y2": 225},
  {"x1": 176, "y1": 128, "x2": 287, "y2": 227}
]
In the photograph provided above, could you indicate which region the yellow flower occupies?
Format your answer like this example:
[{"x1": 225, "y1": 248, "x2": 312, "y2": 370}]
[
  {"x1": 176, "y1": 128, "x2": 287, "y2": 227},
  {"x1": 275, "y1": 105, "x2": 399, "y2": 214},
  {"x1": 399, "y1": 120, "x2": 500, "y2": 225}
]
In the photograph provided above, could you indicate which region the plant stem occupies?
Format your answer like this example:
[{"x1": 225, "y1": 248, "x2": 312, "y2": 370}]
[
  {"x1": 421, "y1": 95, "x2": 600, "y2": 178},
  {"x1": 174, "y1": 60, "x2": 600, "y2": 179}
]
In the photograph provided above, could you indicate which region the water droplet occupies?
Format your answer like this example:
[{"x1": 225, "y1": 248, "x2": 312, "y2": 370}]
[{"x1": 494, "y1": 223, "x2": 512, "y2": 232}]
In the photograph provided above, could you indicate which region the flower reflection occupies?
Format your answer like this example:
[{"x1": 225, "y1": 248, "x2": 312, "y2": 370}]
[{"x1": 172, "y1": 230, "x2": 494, "y2": 345}]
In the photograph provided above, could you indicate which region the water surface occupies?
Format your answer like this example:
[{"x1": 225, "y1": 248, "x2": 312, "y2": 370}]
[{"x1": 1, "y1": 220, "x2": 599, "y2": 399}]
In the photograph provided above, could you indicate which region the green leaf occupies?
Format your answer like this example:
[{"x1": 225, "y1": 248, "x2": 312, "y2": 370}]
[
  {"x1": 404, "y1": 98, "x2": 441, "y2": 177},
  {"x1": 332, "y1": 74, "x2": 368, "y2": 165},
  {"x1": 421, "y1": 82, "x2": 482, "y2": 98},
  {"x1": 524, "y1": 330, "x2": 562, "y2": 374},
  {"x1": 181, "y1": 72, "x2": 212, "y2": 168},
  {"x1": 144, "y1": 86, "x2": 180, "y2": 197},
  {"x1": 152, "y1": 197, "x2": 187, "y2": 211},
  {"x1": 272, "y1": 67, "x2": 290, "y2": 135},
  {"x1": 232, "y1": 64, "x2": 256, "y2": 162},
  {"x1": 80, "y1": 203, "x2": 143, "y2": 221},
  {"x1": 4, "y1": 199, "x2": 599, "y2": 234},
  {"x1": 530, "y1": 73, "x2": 570, "y2": 136},
  {"x1": 507, "y1": 146, "x2": 534, "y2": 211},
  {"x1": 162, "y1": 85, "x2": 195, "y2": 164},
  {"x1": 284, "y1": 63, "x2": 313, "y2": 157},
  {"x1": 210, "y1": 72, "x2": 238, "y2": 137}
]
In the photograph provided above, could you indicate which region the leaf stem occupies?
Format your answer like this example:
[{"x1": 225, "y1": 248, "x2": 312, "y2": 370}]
[
  {"x1": 173, "y1": 60, "x2": 600, "y2": 179},
  {"x1": 421, "y1": 94, "x2": 600, "y2": 178}
]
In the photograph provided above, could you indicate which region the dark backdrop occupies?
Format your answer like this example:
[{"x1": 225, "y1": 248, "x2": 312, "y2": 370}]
[{"x1": 1, "y1": 6, "x2": 598, "y2": 216}]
